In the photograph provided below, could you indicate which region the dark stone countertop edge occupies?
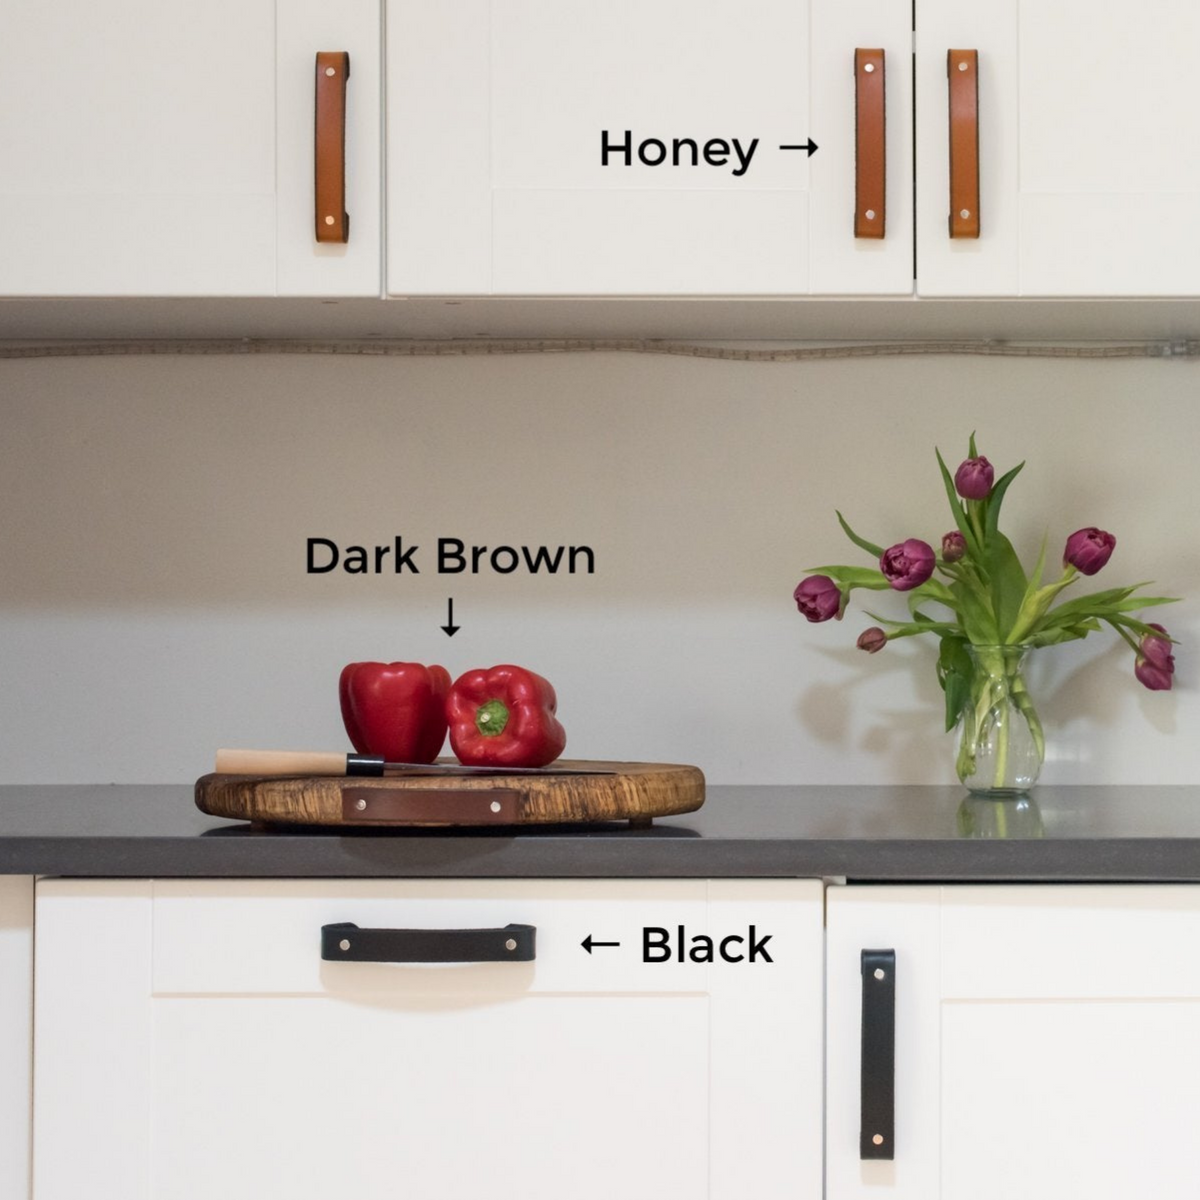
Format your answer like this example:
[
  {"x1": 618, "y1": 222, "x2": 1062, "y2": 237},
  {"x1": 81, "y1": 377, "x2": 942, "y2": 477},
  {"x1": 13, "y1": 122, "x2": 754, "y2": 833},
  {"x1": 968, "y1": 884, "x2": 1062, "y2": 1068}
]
[{"x1": 6, "y1": 835, "x2": 1200, "y2": 882}]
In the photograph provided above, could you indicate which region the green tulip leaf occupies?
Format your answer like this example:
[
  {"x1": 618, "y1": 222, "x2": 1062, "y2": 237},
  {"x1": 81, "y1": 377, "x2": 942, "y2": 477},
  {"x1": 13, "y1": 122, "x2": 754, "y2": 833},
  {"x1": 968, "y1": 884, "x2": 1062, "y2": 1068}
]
[
  {"x1": 982, "y1": 460, "x2": 1025, "y2": 539},
  {"x1": 806, "y1": 565, "x2": 891, "y2": 589},
  {"x1": 835, "y1": 511, "x2": 886, "y2": 560},
  {"x1": 935, "y1": 447, "x2": 980, "y2": 558}
]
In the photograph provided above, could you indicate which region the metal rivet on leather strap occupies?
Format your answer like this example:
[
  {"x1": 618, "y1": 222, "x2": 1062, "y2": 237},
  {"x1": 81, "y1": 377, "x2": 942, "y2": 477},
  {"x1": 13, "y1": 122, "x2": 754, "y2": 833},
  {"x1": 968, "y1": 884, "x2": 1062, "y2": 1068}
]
[
  {"x1": 865, "y1": 210, "x2": 876, "y2": 220},
  {"x1": 325, "y1": 66, "x2": 336, "y2": 77},
  {"x1": 958, "y1": 60, "x2": 969, "y2": 71},
  {"x1": 354, "y1": 798, "x2": 367, "y2": 811},
  {"x1": 339, "y1": 939, "x2": 351, "y2": 951},
  {"x1": 490, "y1": 800, "x2": 502, "y2": 813},
  {"x1": 505, "y1": 938, "x2": 517, "y2": 951},
  {"x1": 864, "y1": 62, "x2": 874, "y2": 73},
  {"x1": 324, "y1": 215, "x2": 336, "y2": 226}
]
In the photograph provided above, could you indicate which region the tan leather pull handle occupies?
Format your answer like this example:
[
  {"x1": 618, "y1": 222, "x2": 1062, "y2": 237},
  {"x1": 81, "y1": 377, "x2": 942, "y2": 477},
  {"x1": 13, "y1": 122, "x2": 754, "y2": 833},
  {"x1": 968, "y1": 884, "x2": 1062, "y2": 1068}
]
[
  {"x1": 947, "y1": 49, "x2": 979, "y2": 239},
  {"x1": 315, "y1": 51, "x2": 350, "y2": 244},
  {"x1": 854, "y1": 49, "x2": 886, "y2": 239}
]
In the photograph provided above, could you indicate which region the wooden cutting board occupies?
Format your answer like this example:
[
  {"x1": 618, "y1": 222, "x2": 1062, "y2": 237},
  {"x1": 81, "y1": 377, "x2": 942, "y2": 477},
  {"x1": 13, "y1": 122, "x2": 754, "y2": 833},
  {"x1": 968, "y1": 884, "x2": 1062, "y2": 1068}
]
[{"x1": 195, "y1": 760, "x2": 704, "y2": 828}]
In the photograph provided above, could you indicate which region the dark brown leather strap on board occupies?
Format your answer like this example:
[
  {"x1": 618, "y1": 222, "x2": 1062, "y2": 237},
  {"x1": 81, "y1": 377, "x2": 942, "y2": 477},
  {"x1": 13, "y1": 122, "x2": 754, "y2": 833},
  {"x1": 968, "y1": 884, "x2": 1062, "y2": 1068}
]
[
  {"x1": 947, "y1": 49, "x2": 979, "y2": 239},
  {"x1": 314, "y1": 51, "x2": 350, "y2": 244},
  {"x1": 854, "y1": 49, "x2": 886, "y2": 239},
  {"x1": 341, "y1": 787, "x2": 521, "y2": 824}
]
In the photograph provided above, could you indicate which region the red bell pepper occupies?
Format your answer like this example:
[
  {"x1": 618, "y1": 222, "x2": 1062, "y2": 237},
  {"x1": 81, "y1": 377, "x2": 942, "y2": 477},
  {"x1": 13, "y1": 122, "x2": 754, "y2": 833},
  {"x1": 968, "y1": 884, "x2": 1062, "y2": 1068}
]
[
  {"x1": 446, "y1": 664, "x2": 567, "y2": 768},
  {"x1": 339, "y1": 661, "x2": 451, "y2": 764}
]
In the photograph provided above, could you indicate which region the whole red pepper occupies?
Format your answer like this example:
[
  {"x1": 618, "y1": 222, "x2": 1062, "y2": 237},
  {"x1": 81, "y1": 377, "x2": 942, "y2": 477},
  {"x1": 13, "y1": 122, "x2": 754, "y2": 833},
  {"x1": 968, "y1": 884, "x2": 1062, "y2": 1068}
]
[
  {"x1": 339, "y1": 661, "x2": 451, "y2": 764},
  {"x1": 446, "y1": 664, "x2": 567, "y2": 768}
]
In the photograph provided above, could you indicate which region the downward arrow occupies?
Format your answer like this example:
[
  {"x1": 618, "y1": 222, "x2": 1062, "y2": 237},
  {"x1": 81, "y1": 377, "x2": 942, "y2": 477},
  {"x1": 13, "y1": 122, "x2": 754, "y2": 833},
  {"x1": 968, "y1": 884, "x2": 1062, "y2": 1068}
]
[
  {"x1": 441, "y1": 597, "x2": 460, "y2": 637},
  {"x1": 581, "y1": 934, "x2": 621, "y2": 954}
]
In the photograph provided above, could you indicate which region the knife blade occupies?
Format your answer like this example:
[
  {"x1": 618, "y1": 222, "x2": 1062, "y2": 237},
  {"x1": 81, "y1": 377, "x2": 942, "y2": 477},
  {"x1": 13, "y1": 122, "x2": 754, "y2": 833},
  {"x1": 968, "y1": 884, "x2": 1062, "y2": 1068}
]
[{"x1": 214, "y1": 748, "x2": 615, "y2": 778}]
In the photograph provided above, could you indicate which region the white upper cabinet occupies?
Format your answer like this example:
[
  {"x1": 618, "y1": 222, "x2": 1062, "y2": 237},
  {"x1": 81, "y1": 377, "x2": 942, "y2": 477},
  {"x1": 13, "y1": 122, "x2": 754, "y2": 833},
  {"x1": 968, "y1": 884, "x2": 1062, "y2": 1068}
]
[
  {"x1": 386, "y1": 0, "x2": 914, "y2": 297},
  {"x1": 917, "y1": 0, "x2": 1200, "y2": 296},
  {"x1": 0, "y1": 0, "x2": 380, "y2": 297},
  {"x1": 6, "y1": 1, "x2": 1200, "y2": 304}
]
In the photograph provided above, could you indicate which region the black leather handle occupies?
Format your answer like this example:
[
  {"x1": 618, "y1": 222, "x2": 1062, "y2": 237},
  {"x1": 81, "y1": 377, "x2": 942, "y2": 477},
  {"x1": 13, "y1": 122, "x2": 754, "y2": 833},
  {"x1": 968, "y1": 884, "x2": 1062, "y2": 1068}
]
[
  {"x1": 860, "y1": 948, "x2": 896, "y2": 1159},
  {"x1": 321, "y1": 922, "x2": 536, "y2": 963}
]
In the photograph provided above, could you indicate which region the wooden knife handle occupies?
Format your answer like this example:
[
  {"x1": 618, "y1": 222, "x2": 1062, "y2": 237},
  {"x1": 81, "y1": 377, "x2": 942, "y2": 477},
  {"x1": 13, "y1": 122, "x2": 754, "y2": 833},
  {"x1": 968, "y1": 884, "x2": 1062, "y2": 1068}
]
[
  {"x1": 216, "y1": 748, "x2": 348, "y2": 776},
  {"x1": 947, "y1": 49, "x2": 980, "y2": 239},
  {"x1": 854, "y1": 49, "x2": 886, "y2": 239},
  {"x1": 314, "y1": 51, "x2": 350, "y2": 243}
]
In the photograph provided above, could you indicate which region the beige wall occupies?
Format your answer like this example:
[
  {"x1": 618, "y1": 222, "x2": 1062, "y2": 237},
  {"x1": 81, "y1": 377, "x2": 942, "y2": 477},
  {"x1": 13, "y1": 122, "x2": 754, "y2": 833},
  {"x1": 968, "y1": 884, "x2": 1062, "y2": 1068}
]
[{"x1": 1, "y1": 348, "x2": 1193, "y2": 783}]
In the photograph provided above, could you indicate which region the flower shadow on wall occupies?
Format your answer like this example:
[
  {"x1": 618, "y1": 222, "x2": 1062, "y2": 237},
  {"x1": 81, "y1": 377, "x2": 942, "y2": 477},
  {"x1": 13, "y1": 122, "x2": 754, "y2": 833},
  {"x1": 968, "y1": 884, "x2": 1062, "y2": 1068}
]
[
  {"x1": 793, "y1": 436, "x2": 1180, "y2": 793},
  {"x1": 794, "y1": 644, "x2": 951, "y2": 781}
]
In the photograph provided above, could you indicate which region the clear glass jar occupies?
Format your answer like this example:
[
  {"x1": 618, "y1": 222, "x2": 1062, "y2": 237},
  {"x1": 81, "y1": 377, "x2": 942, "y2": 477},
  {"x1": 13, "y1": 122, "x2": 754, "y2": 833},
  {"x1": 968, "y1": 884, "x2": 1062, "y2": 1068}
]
[{"x1": 955, "y1": 644, "x2": 1044, "y2": 797}]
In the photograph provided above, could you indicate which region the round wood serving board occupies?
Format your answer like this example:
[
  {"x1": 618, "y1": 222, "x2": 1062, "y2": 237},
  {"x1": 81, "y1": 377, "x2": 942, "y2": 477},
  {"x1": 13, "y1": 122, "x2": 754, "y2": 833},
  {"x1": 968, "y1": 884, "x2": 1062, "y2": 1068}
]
[{"x1": 195, "y1": 761, "x2": 705, "y2": 828}]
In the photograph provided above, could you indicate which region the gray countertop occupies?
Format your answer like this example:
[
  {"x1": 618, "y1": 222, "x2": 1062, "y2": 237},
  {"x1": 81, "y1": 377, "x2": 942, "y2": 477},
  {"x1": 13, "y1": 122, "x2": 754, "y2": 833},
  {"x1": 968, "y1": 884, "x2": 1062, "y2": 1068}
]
[{"x1": 4, "y1": 784, "x2": 1200, "y2": 881}]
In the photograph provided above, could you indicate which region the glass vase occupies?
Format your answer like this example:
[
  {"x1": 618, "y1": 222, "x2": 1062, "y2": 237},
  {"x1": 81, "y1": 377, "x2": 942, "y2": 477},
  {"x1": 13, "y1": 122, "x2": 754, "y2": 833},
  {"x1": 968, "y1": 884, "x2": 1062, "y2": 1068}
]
[{"x1": 955, "y1": 644, "x2": 1045, "y2": 797}]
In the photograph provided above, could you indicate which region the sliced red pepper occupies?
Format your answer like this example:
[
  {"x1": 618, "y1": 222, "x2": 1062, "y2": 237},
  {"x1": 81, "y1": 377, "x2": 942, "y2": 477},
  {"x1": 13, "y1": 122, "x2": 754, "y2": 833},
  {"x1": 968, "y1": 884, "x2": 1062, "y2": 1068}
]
[
  {"x1": 339, "y1": 661, "x2": 451, "y2": 764},
  {"x1": 446, "y1": 664, "x2": 567, "y2": 768}
]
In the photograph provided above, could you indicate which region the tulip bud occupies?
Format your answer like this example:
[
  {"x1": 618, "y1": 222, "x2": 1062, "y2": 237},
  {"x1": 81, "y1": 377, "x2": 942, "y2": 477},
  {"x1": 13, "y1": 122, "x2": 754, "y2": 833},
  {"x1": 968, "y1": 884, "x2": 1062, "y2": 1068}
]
[
  {"x1": 1135, "y1": 657, "x2": 1174, "y2": 691},
  {"x1": 793, "y1": 574, "x2": 842, "y2": 623},
  {"x1": 1140, "y1": 624, "x2": 1175, "y2": 670},
  {"x1": 954, "y1": 456, "x2": 994, "y2": 500},
  {"x1": 880, "y1": 539, "x2": 936, "y2": 591},
  {"x1": 1063, "y1": 527, "x2": 1116, "y2": 576},
  {"x1": 941, "y1": 530, "x2": 966, "y2": 563},
  {"x1": 1135, "y1": 623, "x2": 1175, "y2": 690},
  {"x1": 857, "y1": 627, "x2": 888, "y2": 654}
]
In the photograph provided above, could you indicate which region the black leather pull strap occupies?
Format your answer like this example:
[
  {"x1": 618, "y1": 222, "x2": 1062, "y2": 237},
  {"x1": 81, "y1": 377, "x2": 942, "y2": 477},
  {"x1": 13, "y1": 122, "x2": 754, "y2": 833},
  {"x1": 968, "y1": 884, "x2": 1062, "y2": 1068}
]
[
  {"x1": 860, "y1": 948, "x2": 896, "y2": 1160},
  {"x1": 321, "y1": 922, "x2": 536, "y2": 963}
]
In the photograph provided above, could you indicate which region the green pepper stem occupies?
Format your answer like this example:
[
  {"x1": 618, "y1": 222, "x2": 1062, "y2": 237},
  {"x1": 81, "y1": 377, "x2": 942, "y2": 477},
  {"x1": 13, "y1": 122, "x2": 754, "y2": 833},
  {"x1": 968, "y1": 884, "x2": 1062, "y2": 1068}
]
[{"x1": 474, "y1": 699, "x2": 510, "y2": 738}]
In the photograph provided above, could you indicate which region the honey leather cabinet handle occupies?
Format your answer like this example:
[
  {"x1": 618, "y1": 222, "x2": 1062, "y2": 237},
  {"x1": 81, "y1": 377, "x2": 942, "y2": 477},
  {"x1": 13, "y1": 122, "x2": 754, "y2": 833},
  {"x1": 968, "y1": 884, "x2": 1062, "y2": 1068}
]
[
  {"x1": 321, "y1": 922, "x2": 537, "y2": 963},
  {"x1": 314, "y1": 51, "x2": 350, "y2": 243},
  {"x1": 854, "y1": 49, "x2": 886, "y2": 239},
  {"x1": 947, "y1": 49, "x2": 979, "y2": 238}
]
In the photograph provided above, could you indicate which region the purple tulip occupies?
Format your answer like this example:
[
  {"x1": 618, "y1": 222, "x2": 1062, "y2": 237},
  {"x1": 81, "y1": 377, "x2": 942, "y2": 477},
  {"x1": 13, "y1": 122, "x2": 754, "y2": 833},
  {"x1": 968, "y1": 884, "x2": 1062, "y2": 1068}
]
[
  {"x1": 793, "y1": 575, "x2": 842, "y2": 623},
  {"x1": 941, "y1": 530, "x2": 966, "y2": 563},
  {"x1": 857, "y1": 627, "x2": 888, "y2": 654},
  {"x1": 1135, "y1": 623, "x2": 1175, "y2": 690},
  {"x1": 1141, "y1": 623, "x2": 1175, "y2": 668},
  {"x1": 954, "y1": 456, "x2": 994, "y2": 500},
  {"x1": 1063, "y1": 527, "x2": 1116, "y2": 576},
  {"x1": 1135, "y1": 657, "x2": 1174, "y2": 691},
  {"x1": 880, "y1": 539, "x2": 936, "y2": 591}
]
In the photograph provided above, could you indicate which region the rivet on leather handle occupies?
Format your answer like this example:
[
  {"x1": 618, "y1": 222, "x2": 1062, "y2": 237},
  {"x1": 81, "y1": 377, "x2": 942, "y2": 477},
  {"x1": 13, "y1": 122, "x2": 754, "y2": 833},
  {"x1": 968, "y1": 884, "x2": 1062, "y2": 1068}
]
[
  {"x1": 947, "y1": 49, "x2": 980, "y2": 239},
  {"x1": 854, "y1": 49, "x2": 886, "y2": 239},
  {"x1": 314, "y1": 51, "x2": 350, "y2": 243},
  {"x1": 860, "y1": 948, "x2": 896, "y2": 1160}
]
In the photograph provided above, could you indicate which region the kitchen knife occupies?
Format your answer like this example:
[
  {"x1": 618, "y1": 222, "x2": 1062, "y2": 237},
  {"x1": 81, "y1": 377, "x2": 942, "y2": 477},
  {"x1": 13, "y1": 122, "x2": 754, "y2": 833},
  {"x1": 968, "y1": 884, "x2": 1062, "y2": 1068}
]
[{"x1": 215, "y1": 748, "x2": 615, "y2": 777}]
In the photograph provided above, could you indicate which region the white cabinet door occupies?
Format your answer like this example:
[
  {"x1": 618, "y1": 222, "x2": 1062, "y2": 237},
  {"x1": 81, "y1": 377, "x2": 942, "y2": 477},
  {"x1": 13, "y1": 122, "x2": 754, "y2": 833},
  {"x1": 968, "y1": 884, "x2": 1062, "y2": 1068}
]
[
  {"x1": 34, "y1": 878, "x2": 822, "y2": 1200},
  {"x1": 917, "y1": 0, "x2": 1200, "y2": 296},
  {"x1": 0, "y1": 0, "x2": 380, "y2": 297},
  {"x1": 0, "y1": 877, "x2": 33, "y2": 1200},
  {"x1": 387, "y1": 0, "x2": 912, "y2": 297},
  {"x1": 827, "y1": 884, "x2": 1200, "y2": 1200}
]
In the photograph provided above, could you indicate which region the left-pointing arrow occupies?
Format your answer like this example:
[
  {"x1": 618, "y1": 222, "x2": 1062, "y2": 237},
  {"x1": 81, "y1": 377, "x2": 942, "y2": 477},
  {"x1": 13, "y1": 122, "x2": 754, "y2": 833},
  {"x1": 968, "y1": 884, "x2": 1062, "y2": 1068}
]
[{"x1": 581, "y1": 935, "x2": 621, "y2": 954}]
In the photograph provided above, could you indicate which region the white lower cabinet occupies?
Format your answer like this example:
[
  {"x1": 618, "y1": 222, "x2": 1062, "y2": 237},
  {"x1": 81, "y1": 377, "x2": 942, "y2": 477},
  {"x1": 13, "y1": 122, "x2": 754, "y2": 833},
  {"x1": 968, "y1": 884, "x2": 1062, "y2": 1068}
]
[
  {"x1": 826, "y1": 885, "x2": 1200, "y2": 1200},
  {"x1": 0, "y1": 876, "x2": 33, "y2": 1200},
  {"x1": 32, "y1": 877, "x2": 823, "y2": 1200}
]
